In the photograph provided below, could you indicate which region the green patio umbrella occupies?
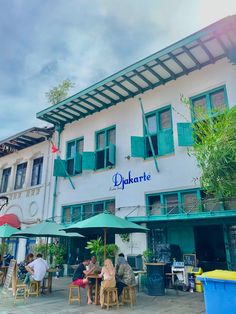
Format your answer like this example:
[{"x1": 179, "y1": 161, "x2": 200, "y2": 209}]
[
  {"x1": 62, "y1": 212, "x2": 148, "y2": 260},
  {"x1": 14, "y1": 220, "x2": 84, "y2": 238},
  {"x1": 0, "y1": 224, "x2": 19, "y2": 238}
]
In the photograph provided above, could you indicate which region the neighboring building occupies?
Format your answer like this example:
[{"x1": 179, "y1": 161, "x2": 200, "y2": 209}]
[
  {"x1": 0, "y1": 127, "x2": 54, "y2": 261},
  {"x1": 36, "y1": 15, "x2": 236, "y2": 271}
]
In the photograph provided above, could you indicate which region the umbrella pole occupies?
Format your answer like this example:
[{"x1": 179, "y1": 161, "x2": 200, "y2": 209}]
[{"x1": 104, "y1": 228, "x2": 107, "y2": 262}]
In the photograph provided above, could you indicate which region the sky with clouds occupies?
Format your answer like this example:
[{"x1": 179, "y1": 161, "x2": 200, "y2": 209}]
[{"x1": 0, "y1": 0, "x2": 236, "y2": 140}]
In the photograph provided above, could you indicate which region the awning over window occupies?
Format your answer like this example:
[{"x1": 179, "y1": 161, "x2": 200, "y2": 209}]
[{"x1": 0, "y1": 214, "x2": 20, "y2": 228}]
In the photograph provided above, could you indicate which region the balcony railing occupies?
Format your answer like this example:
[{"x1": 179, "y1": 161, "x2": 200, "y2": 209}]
[{"x1": 123, "y1": 196, "x2": 236, "y2": 219}]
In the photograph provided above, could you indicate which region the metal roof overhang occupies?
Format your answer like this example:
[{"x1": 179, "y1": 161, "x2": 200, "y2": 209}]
[
  {"x1": 0, "y1": 127, "x2": 54, "y2": 157},
  {"x1": 37, "y1": 15, "x2": 236, "y2": 126}
]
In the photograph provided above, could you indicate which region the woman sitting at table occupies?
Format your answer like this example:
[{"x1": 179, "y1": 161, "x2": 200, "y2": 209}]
[
  {"x1": 99, "y1": 259, "x2": 116, "y2": 308},
  {"x1": 116, "y1": 255, "x2": 135, "y2": 297}
]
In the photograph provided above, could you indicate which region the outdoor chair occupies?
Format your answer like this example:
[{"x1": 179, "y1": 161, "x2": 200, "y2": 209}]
[
  {"x1": 121, "y1": 285, "x2": 137, "y2": 307},
  {"x1": 103, "y1": 287, "x2": 119, "y2": 310},
  {"x1": 14, "y1": 284, "x2": 28, "y2": 303},
  {"x1": 68, "y1": 284, "x2": 81, "y2": 304},
  {"x1": 28, "y1": 281, "x2": 40, "y2": 297}
]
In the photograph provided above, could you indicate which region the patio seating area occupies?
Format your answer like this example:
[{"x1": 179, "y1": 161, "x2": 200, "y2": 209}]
[{"x1": 0, "y1": 276, "x2": 205, "y2": 314}]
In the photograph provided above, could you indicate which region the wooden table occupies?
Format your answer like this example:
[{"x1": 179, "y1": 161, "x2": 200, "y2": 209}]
[{"x1": 86, "y1": 274, "x2": 101, "y2": 305}]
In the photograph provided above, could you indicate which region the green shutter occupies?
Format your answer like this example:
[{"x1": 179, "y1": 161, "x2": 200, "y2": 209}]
[
  {"x1": 82, "y1": 152, "x2": 95, "y2": 170},
  {"x1": 177, "y1": 123, "x2": 194, "y2": 146},
  {"x1": 53, "y1": 158, "x2": 67, "y2": 177},
  {"x1": 74, "y1": 153, "x2": 82, "y2": 173},
  {"x1": 108, "y1": 144, "x2": 116, "y2": 165},
  {"x1": 131, "y1": 136, "x2": 145, "y2": 157},
  {"x1": 158, "y1": 129, "x2": 174, "y2": 155}
]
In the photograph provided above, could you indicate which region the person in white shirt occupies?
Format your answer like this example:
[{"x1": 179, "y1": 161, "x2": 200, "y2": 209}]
[{"x1": 24, "y1": 253, "x2": 49, "y2": 286}]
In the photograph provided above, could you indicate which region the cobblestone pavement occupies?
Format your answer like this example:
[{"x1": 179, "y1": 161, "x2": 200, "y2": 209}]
[{"x1": 0, "y1": 277, "x2": 205, "y2": 314}]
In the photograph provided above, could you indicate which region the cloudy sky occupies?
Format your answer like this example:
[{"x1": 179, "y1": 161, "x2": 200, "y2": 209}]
[{"x1": 0, "y1": 0, "x2": 236, "y2": 140}]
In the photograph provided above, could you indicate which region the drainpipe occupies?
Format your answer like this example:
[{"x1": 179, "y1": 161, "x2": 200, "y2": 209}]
[{"x1": 51, "y1": 125, "x2": 64, "y2": 221}]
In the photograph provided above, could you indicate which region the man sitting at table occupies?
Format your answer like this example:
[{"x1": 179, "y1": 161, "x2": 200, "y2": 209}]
[
  {"x1": 72, "y1": 256, "x2": 96, "y2": 304},
  {"x1": 24, "y1": 253, "x2": 49, "y2": 286}
]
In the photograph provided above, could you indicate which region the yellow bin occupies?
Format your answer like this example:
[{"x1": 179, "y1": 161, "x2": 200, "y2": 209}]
[{"x1": 191, "y1": 267, "x2": 203, "y2": 292}]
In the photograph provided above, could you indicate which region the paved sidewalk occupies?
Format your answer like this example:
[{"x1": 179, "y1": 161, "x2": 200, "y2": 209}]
[{"x1": 0, "y1": 277, "x2": 205, "y2": 314}]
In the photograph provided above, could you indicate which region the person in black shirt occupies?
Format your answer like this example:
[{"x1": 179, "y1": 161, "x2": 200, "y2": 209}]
[{"x1": 72, "y1": 257, "x2": 95, "y2": 304}]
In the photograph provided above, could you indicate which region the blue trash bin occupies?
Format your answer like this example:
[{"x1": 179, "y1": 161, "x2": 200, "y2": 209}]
[{"x1": 197, "y1": 271, "x2": 236, "y2": 314}]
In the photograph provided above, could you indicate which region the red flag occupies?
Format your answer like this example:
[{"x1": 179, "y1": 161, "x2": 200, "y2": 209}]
[{"x1": 51, "y1": 143, "x2": 59, "y2": 153}]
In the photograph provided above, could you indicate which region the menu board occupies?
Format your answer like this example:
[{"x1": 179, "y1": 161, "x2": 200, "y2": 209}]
[
  {"x1": 3, "y1": 259, "x2": 17, "y2": 292},
  {"x1": 183, "y1": 254, "x2": 196, "y2": 267}
]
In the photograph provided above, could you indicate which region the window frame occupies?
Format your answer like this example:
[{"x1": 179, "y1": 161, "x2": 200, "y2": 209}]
[
  {"x1": 66, "y1": 136, "x2": 84, "y2": 176},
  {"x1": 0, "y1": 167, "x2": 11, "y2": 193},
  {"x1": 95, "y1": 125, "x2": 116, "y2": 170},
  {"x1": 146, "y1": 189, "x2": 201, "y2": 216},
  {"x1": 31, "y1": 157, "x2": 43, "y2": 186},
  {"x1": 190, "y1": 85, "x2": 229, "y2": 122},
  {"x1": 14, "y1": 162, "x2": 27, "y2": 190},
  {"x1": 61, "y1": 199, "x2": 115, "y2": 224},
  {"x1": 144, "y1": 105, "x2": 174, "y2": 158}
]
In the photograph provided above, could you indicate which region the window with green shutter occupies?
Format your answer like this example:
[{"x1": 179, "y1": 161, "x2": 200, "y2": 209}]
[
  {"x1": 190, "y1": 85, "x2": 228, "y2": 121},
  {"x1": 177, "y1": 123, "x2": 194, "y2": 146},
  {"x1": 145, "y1": 106, "x2": 174, "y2": 157},
  {"x1": 82, "y1": 152, "x2": 95, "y2": 170},
  {"x1": 66, "y1": 137, "x2": 84, "y2": 176},
  {"x1": 131, "y1": 136, "x2": 145, "y2": 157},
  {"x1": 95, "y1": 126, "x2": 116, "y2": 170},
  {"x1": 131, "y1": 106, "x2": 174, "y2": 158},
  {"x1": 53, "y1": 158, "x2": 67, "y2": 177}
]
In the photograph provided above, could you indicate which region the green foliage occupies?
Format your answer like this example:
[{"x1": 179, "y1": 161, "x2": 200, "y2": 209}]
[
  {"x1": 182, "y1": 96, "x2": 236, "y2": 198},
  {"x1": 45, "y1": 79, "x2": 75, "y2": 105},
  {"x1": 85, "y1": 238, "x2": 119, "y2": 264},
  {"x1": 48, "y1": 243, "x2": 66, "y2": 267},
  {"x1": 119, "y1": 233, "x2": 130, "y2": 243},
  {"x1": 33, "y1": 243, "x2": 48, "y2": 259},
  {"x1": 0, "y1": 243, "x2": 8, "y2": 257},
  {"x1": 193, "y1": 107, "x2": 236, "y2": 198},
  {"x1": 143, "y1": 249, "x2": 153, "y2": 263}
]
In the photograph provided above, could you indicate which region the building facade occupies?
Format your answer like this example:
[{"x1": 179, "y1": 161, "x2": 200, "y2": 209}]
[{"x1": 0, "y1": 127, "x2": 54, "y2": 261}]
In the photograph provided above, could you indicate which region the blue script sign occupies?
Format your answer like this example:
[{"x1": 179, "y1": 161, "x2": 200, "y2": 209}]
[{"x1": 111, "y1": 171, "x2": 151, "y2": 190}]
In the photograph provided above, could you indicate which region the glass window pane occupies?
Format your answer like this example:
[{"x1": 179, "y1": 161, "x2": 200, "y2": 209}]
[
  {"x1": 106, "y1": 201, "x2": 115, "y2": 214},
  {"x1": 146, "y1": 115, "x2": 157, "y2": 134},
  {"x1": 149, "y1": 195, "x2": 161, "y2": 215},
  {"x1": 67, "y1": 159, "x2": 74, "y2": 175},
  {"x1": 108, "y1": 128, "x2": 115, "y2": 145},
  {"x1": 0, "y1": 167, "x2": 11, "y2": 193},
  {"x1": 159, "y1": 109, "x2": 171, "y2": 130},
  {"x1": 211, "y1": 90, "x2": 226, "y2": 111},
  {"x1": 94, "y1": 203, "x2": 104, "y2": 215},
  {"x1": 15, "y1": 162, "x2": 27, "y2": 190},
  {"x1": 67, "y1": 142, "x2": 75, "y2": 158},
  {"x1": 182, "y1": 192, "x2": 198, "y2": 212},
  {"x1": 72, "y1": 207, "x2": 81, "y2": 222},
  {"x1": 31, "y1": 157, "x2": 43, "y2": 186},
  {"x1": 83, "y1": 204, "x2": 92, "y2": 220},
  {"x1": 97, "y1": 133, "x2": 105, "y2": 149},
  {"x1": 76, "y1": 139, "x2": 84, "y2": 153},
  {"x1": 192, "y1": 96, "x2": 207, "y2": 118},
  {"x1": 96, "y1": 150, "x2": 105, "y2": 169},
  {"x1": 63, "y1": 207, "x2": 71, "y2": 224},
  {"x1": 165, "y1": 194, "x2": 179, "y2": 214}
]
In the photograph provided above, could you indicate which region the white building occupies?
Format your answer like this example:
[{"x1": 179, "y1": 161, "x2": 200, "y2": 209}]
[
  {"x1": 1, "y1": 16, "x2": 236, "y2": 270},
  {"x1": 0, "y1": 127, "x2": 54, "y2": 261}
]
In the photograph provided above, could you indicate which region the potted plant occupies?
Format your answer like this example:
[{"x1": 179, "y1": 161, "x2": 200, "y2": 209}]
[
  {"x1": 86, "y1": 238, "x2": 118, "y2": 265},
  {"x1": 143, "y1": 249, "x2": 153, "y2": 263}
]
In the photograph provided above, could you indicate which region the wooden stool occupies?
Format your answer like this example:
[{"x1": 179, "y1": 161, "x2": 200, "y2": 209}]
[
  {"x1": 103, "y1": 287, "x2": 119, "y2": 310},
  {"x1": 122, "y1": 285, "x2": 137, "y2": 307},
  {"x1": 68, "y1": 284, "x2": 81, "y2": 304},
  {"x1": 28, "y1": 281, "x2": 40, "y2": 297},
  {"x1": 14, "y1": 284, "x2": 28, "y2": 303}
]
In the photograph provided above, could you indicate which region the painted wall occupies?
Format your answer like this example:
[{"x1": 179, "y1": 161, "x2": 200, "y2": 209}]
[
  {"x1": 0, "y1": 140, "x2": 53, "y2": 261},
  {"x1": 51, "y1": 58, "x2": 236, "y2": 255}
]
